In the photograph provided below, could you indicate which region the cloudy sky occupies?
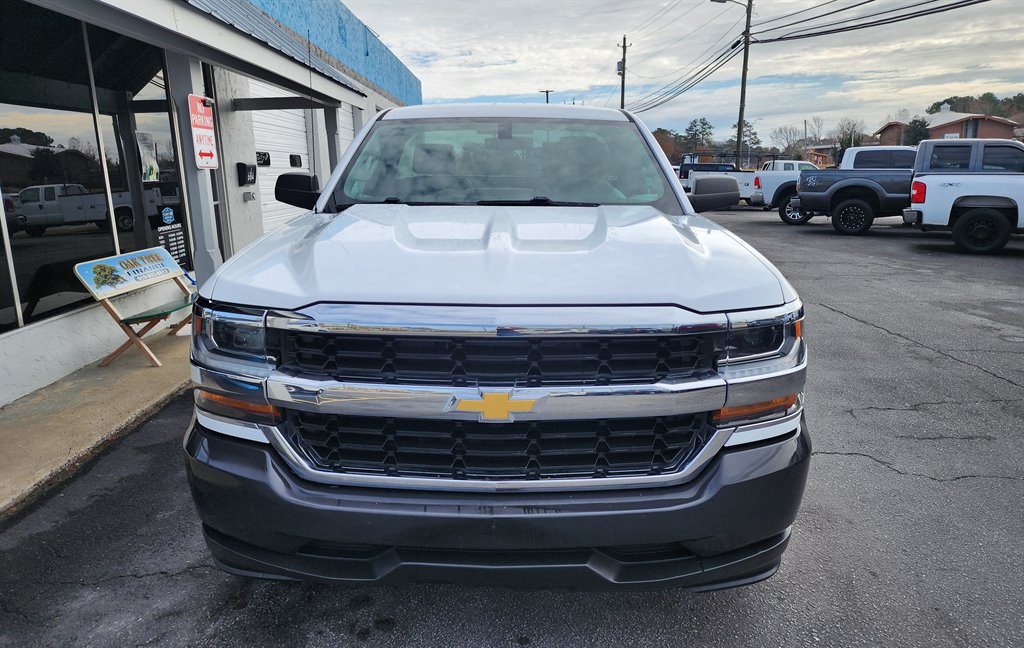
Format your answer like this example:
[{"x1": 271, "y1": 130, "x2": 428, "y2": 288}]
[{"x1": 345, "y1": 0, "x2": 1024, "y2": 143}]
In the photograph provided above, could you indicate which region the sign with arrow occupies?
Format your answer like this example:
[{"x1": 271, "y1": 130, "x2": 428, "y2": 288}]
[{"x1": 188, "y1": 94, "x2": 219, "y2": 170}]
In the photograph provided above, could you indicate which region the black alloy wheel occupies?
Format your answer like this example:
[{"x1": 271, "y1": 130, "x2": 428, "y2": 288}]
[
  {"x1": 952, "y1": 208, "x2": 1011, "y2": 254},
  {"x1": 831, "y1": 198, "x2": 875, "y2": 235}
]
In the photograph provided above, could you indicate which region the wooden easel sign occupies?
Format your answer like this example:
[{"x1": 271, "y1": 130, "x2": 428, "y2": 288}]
[
  {"x1": 74, "y1": 247, "x2": 194, "y2": 367},
  {"x1": 75, "y1": 247, "x2": 183, "y2": 300}
]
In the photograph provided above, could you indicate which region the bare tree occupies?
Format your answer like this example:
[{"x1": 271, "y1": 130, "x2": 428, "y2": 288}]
[
  {"x1": 770, "y1": 125, "x2": 803, "y2": 157},
  {"x1": 807, "y1": 116, "x2": 824, "y2": 143},
  {"x1": 830, "y1": 117, "x2": 866, "y2": 162}
]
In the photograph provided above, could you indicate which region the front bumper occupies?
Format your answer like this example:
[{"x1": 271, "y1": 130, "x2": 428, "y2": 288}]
[{"x1": 184, "y1": 415, "x2": 811, "y2": 590}]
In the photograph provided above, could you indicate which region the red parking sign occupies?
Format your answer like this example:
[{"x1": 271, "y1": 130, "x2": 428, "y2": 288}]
[{"x1": 188, "y1": 94, "x2": 219, "y2": 169}]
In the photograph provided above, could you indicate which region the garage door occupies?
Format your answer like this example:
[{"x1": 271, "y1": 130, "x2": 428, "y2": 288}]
[{"x1": 249, "y1": 79, "x2": 310, "y2": 234}]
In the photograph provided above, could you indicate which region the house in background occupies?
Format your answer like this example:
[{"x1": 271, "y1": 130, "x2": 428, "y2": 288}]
[{"x1": 874, "y1": 103, "x2": 1020, "y2": 144}]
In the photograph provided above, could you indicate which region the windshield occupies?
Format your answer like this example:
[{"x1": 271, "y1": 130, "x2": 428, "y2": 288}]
[{"x1": 333, "y1": 117, "x2": 680, "y2": 213}]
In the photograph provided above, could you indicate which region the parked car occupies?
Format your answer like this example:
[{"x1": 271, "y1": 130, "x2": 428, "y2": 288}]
[
  {"x1": 677, "y1": 162, "x2": 739, "y2": 191},
  {"x1": 184, "y1": 104, "x2": 810, "y2": 591},
  {"x1": 16, "y1": 182, "x2": 167, "y2": 237},
  {"x1": 837, "y1": 146, "x2": 917, "y2": 171},
  {"x1": 902, "y1": 138, "x2": 1024, "y2": 253},
  {"x1": 3, "y1": 192, "x2": 22, "y2": 234},
  {"x1": 747, "y1": 160, "x2": 822, "y2": 219},
  {"x1": 789, "y1": 145, "x2": 921, "y2": 231}
]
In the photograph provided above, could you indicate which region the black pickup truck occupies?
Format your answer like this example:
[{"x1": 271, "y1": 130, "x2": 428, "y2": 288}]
[{"x1": 791, "y1": 148, "x2": 917, "y2": 234}]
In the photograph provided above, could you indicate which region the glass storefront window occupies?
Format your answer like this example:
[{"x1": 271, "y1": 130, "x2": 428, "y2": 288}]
[
  {"x1": 0, "y1": 0, "x2": 192, "y2": 331},
  {"x1": 0, "y1": 4, "x2": 116, "y2": 324}
]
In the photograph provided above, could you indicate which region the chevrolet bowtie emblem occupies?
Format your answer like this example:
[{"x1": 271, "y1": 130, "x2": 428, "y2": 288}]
[{"x1": 454, "y1": 392, "x2": 537, "y2": 422}]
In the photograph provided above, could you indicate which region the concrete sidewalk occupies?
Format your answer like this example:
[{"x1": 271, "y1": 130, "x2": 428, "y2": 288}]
[{"x1": 0, "y1": 334, "x2": 191, "y2": 519}]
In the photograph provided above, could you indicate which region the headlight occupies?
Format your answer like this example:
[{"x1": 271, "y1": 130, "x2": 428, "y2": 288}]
[
  {"x1": 192, "y1": 300, "x2": 272, "y2": 376},
  {"x1": 724, "y1": 305, "x2": 803, "y2": 364}
]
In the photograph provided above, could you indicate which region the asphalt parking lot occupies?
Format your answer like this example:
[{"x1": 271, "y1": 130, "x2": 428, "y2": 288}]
[{"x1": 2, "y1": 209, "x2": 1022, "y2": 648}]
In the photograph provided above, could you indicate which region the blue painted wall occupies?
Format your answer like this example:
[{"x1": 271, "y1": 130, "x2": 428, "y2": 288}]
[{"x1": 245, "y1": 0, "x2": 421, "y2": 106}]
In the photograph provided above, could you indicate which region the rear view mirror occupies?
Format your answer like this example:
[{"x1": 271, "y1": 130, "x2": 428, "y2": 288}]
[
  {"x1": 275, "y1": 173, "x2": 320, "y2": 210},
  {"x1": 687, "y1": 176, "x2": 739, "y2": 213}
]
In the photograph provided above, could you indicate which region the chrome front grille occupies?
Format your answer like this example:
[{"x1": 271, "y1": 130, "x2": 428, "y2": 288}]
[
  {"x1": 267, "y1": 331, "x2": 721, "y2": 387},
  {"x1": 282, "y1": 410, "x2": 713, "y2": 481}
]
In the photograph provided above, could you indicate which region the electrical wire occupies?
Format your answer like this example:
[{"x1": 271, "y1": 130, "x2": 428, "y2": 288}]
[
  {"x1": 630, "y1": 45, "x2": 743, "y2": 112},
  {"x1": 628, "y1": 14, "x2": 744, "y2": 81},
  {"x1": 753, "y1": 0, "x2": 942, "y2": 36},
  {"x1": 640, "y1": 1, "x2": 704, "y2": 38},
  {"x1": 627, "y1": 0, "x2": 993, "y2": 113},
  {"x1": 629, "y1": 41, "x2": 737, "y2": 109},
  {"x1": 750, "y1": 0, "x2": 845, "y2": 27},
  {"x1": 753, "y1": 0, "x2": 992, "y2": 43},
  {"x1": 627, "y1": 0, "x2": 682, "y2": 36},
  {"x1": 750, "y1": 0, "x2": 878, "y2": 35},
  {"x1": 630, "y1": 5, "x2": 732, "y2": 65}
]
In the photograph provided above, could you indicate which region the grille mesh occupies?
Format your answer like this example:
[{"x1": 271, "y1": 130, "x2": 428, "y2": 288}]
[
  {"x1": 269, "y1": 332, "x2": 720, "y2": 386},
  {"x1": 282, "y1": 410, "x2": 712, "y2": 481}
]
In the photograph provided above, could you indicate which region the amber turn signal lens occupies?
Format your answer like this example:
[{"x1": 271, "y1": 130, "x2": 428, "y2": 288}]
[
  {"x1": 195, "y1": 389, "x2": 280, "y2": 422},
  {"x1": 793, "y1": 319, "x2": 803, "y2": 338},
  {"x1": 712, "y1": 394, "x2": 799, "y2": 426}
]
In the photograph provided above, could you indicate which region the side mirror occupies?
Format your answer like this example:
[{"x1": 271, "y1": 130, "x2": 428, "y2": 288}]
[
  {"x1": 275, "y1": 173, "x2": 320, "y2": 210},
  {"x1": 687, "y1": 175, "x2": 739, "y2": 213}
]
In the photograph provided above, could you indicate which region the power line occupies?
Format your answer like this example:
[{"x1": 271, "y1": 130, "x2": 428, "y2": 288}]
[
  {"x1": 758, "y1": 0, "x2": 947, "y2": 38},
  {"x1": 630, "y1": 45, "x2": 743, "y2": 112},
  {"x1": 629, "y1": 0, "x2": 993, "y2": 113},
  {"x1": 629, "y1": 15, "x2": 744, "y2": 80},
  {"x1": 753, "y1": 0, "x2": 992, "y2": 43},
  {"x1": 750, "y1": 0, "x2": 845, "y2": 27},
  {"x1": 627, "y1": 0, "x2": 683, "y2": 35},
  {"x1": 750, "y1": 0, "x2": 877, "y2": 35},
  {"x1": 630, "y1": 5, "x2": 732, "y2": 65},
  {"x1": 640, "y1": 1, "x2": 704, "y2": 38}
]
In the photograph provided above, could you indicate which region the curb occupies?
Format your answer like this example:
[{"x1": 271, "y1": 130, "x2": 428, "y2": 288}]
[{"x1": 0, "y1": 380, "x2": 192, "y2": 526}]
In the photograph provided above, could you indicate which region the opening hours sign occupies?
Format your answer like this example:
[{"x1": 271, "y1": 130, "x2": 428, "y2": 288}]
[{"x1": 188, "y1": 94, "x2": 219, "y2": 169}]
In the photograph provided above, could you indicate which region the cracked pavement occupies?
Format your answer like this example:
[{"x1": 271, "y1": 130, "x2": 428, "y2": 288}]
[{"x1": 1, "y1": 211, "x2": 1021, "y2": 647}]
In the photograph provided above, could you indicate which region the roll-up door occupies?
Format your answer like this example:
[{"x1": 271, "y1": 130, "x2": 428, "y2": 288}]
[{"x1": 249, "y1": 79, "x2": 310, "y2": 233}]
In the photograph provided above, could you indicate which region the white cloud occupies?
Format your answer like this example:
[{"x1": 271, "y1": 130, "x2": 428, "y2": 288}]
[{"x1": 346, "y1": 0, "x2": 1024, "y2": 137}]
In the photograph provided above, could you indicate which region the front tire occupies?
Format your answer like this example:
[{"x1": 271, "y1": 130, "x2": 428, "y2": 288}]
[
  {"x1": 831, "y1": 198, "x2": 875, "y2": 235},
  {"x1": 778, "y1": 193, "x2": 812, "y2": 225},
  {"x1": 114, "y1": 208, "x2": 135, "y2": 232},
  {"x1": 952, "y1": 208, "x2": 1011, "y2": 254}
]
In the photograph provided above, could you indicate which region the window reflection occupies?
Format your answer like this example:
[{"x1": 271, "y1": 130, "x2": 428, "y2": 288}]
[
  {"x1": 87, "y1": 25, "x2": 189, "y2": 264},
  {"x1": 0, "y1": 0, "x2": 194, "y2": 332},
  {"x1": 0, "y1": 0, "x2": 118, "y2": 322}
]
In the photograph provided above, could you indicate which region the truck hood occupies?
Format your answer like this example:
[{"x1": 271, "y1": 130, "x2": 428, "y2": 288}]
[{"x1": 202, "y1": 204, "x2": 787, "y2": 313}]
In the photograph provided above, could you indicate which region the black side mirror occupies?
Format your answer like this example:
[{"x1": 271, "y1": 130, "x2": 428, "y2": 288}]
[
  {"x1": 275, "y1": 173, "x2": 320, "y2": 210},
  {"x1": 687, "y1": 175, "x2": 739, "y2": 213}
]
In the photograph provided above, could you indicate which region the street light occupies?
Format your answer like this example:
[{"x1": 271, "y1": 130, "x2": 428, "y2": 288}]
[{"x1": 711, "y1": 0, "x2": 754, "y2": 167}]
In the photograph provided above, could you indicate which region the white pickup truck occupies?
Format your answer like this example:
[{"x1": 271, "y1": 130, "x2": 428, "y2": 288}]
[
  {"x1": 690, "y1": 159, "x2": 817, "y2": 206},
  {"x1": 184, "y1": 104, "x2": 811, "y2": 591},
  {"x1": 902, "y1": 138, "x2": 1024, "y2": 253},
  {"x1": 16, "y1": 183, "x2": 164, "y2": 237}
]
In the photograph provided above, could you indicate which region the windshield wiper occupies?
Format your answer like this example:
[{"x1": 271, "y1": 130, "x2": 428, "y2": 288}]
[{"x1": 476, "y1": 196, "x2": 599, "y2": 207}]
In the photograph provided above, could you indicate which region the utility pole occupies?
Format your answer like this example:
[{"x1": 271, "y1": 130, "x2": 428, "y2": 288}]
[
  {"x1": 617, "y1": 35, "x2": 630, "y2": 110},
  {"x1": 539, "y1": 89, "x2": 553, "y2": 103},
  {"x1": 735, "y1": 0, "x2": 753, "y2": 163},
  {"x1": 713, "y1": 0, "x2": 754, "y2": 164}
]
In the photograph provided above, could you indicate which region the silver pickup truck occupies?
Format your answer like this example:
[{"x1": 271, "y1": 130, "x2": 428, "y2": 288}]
[{"x1": 184, "y1": 104, "x2": 810, "y2": 591}]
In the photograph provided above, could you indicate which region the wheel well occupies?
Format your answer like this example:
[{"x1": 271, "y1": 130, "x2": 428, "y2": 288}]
[
  {"x1": 949, "y1": 197, "x2": 1018, "y2": 229},
  {"x1": 772, "y1": 184, "x2": 796, "y2": 206},
  {"x1": 829, "y1": 188, "x2": 879, "y2": 213},
  {"x1": 114, "y1": 206, "x2": 133, "y2": 216}
]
